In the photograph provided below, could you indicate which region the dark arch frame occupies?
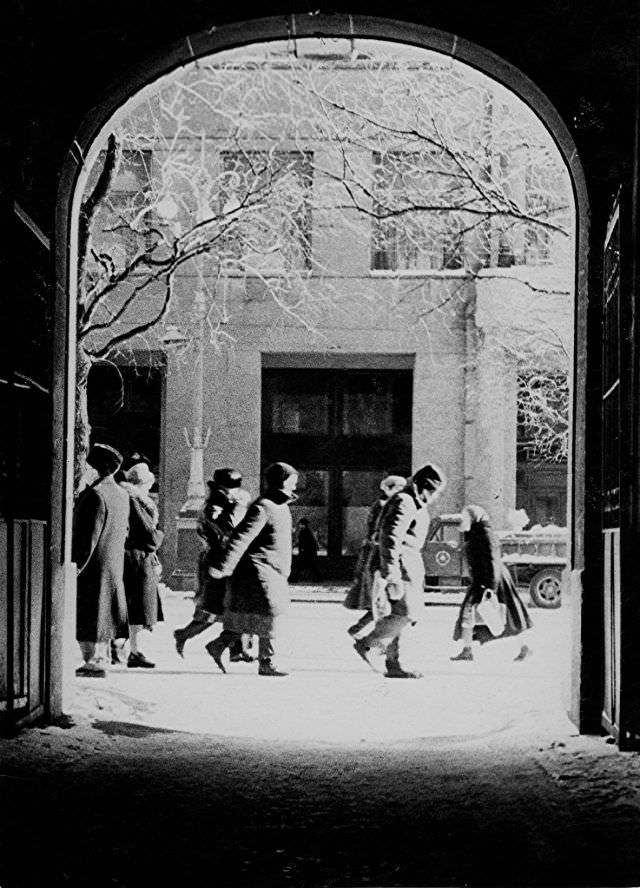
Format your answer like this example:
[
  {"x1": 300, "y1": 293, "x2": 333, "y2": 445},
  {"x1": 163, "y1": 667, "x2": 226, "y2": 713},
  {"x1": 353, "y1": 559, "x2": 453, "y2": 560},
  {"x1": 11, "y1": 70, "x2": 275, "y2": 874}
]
[{"x1": 50, "y1": 13, "x2": 590, "y2": 720}]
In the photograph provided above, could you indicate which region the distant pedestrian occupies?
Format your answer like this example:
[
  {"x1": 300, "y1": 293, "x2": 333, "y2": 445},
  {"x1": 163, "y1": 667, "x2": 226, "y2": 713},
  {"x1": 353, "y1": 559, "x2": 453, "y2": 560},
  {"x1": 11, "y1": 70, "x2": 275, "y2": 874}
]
[
  {"x1": 73, "y1": 444, "x2": 130, "y2": 678},
  {"x1": 344, "y1": 474, "x2": 406, "y2": 638},
  {"x1": 119, "y1": 463, "x2": 165, "y2": 668},
  {"x1": 451, "y1": 504, "x2": 533, "y2": 662},
  {"x1": 114, "y1": 450, "x2": 152, "y2": 485},
  {"x1": 291, "y1": 518, "x2": 323, "y2": 581},
  {"x1": 353, "y1": 464, "x2": 447, "y2": 679},
  {"x1": 207, "y1": 462, "x2": 298, "y2": 677},
  {"x1": 173, "y1": 468, "x2": 251, "y2": 661}
]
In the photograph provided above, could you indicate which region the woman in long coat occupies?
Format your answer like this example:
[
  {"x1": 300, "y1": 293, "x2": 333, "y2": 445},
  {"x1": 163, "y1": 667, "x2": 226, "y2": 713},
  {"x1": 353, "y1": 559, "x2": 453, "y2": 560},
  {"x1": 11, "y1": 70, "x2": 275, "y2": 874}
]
[
  {"x1": 344, "y1": 474, "x2": 406, "y2": 638},
  {"x1": 119, "y1": 463, "x2": 165, "y2": 668},
  {"x1": 73, "y1": 443, "x2": 130, "y2": 676},
  {"x1": 451, "y1": 504, "x2": 533, "y2": 661},
  {"x1": 173, "y1": 469, "x2": 250, "y2": 660},
  {"x1": 207, "y1": 461, "x2": 298, "y2": 677}
]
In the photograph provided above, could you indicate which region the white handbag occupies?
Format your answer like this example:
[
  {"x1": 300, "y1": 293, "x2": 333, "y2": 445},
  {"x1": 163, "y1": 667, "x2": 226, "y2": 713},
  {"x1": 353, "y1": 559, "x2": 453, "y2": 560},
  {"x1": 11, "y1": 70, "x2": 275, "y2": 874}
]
[{"x1": 475, "y1": 587, "x2": 507, "y2": 636}]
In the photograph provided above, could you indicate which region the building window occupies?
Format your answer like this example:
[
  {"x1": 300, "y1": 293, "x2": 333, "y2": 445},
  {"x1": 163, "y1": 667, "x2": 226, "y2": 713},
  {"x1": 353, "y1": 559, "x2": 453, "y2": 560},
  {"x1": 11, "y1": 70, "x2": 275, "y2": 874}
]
[
  {"x1": 371, "y1": 150, "x2": 464, "y2": 272},
  {"x1": 87, "y1": 362, "x2": 164, "y2": 475},
  {"x1": 219, "y1": 150, "x2": 313, "y2": 272},
  {"x1": 522, "y1": 166, "x2": 567, "y2": 266}
]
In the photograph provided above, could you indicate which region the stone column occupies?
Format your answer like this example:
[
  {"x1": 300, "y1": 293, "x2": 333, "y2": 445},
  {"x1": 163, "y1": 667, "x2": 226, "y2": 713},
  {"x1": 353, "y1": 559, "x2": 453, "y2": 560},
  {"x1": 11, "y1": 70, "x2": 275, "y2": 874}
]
[{"x1": 466, "y1": 329, "x2": 518, "y2": 529}]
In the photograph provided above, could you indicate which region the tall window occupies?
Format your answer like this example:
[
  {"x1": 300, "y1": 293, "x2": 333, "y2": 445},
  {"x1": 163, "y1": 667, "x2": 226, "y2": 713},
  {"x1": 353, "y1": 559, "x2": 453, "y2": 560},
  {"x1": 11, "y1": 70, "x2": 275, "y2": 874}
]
[
  {"x1": 371, "y1": 150, "x2": 464, "y2": 271},
  {"x1": 219, "y1": 150, "x2": 313, "y2": 271},
  {"x1": 94, "y1": 150, "x2": 154, "y2": 266},
  {"x1": 518, "y1": 165, "x2": 569, "y2": 267}
]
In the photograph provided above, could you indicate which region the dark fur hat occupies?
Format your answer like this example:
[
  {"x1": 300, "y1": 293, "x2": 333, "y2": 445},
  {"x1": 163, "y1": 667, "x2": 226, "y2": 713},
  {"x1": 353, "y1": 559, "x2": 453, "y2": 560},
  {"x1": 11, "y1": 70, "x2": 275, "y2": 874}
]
[{"x1": 212, "y1": 467, "x2": 242, "y2": 489}]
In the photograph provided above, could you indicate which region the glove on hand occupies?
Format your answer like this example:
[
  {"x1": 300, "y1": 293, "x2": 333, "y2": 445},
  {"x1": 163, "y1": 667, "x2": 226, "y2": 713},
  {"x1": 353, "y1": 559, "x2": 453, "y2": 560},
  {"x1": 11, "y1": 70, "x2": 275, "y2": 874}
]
[{"x1": 386, "y1": 580, "x2": 403, "y2": 600}]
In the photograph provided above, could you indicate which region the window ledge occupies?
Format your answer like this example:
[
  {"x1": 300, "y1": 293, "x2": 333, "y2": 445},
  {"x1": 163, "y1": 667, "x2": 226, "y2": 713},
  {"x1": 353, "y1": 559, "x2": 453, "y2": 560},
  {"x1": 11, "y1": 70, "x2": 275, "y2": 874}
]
[{"x1": 369, "y1": 268, "x2": 471, "y2": 279}]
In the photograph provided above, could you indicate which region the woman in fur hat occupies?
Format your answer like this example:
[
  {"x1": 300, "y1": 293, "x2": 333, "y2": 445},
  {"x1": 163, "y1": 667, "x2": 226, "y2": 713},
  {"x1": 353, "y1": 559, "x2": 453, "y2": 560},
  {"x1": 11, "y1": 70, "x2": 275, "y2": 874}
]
[
  {"x1": 119, "y1": 462, "x2": 165, "y2": 668},
  {"x1": 173, "y1": 468, "x2": 251, "y2": 661}
]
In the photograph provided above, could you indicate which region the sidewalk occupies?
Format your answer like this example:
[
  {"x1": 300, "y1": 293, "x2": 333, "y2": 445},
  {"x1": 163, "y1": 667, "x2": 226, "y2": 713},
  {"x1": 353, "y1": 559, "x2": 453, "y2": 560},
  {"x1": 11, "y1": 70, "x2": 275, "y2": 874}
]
[{"x1": 1, "y1": 595, "x2": 639, "y2": 888}]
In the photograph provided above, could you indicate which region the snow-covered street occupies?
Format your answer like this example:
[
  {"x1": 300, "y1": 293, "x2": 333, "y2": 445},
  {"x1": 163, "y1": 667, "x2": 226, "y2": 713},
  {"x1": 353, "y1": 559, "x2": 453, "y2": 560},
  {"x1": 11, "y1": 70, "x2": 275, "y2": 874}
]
[{"x1": 70, "y1": 592, "x2": 574, "y2": 743}]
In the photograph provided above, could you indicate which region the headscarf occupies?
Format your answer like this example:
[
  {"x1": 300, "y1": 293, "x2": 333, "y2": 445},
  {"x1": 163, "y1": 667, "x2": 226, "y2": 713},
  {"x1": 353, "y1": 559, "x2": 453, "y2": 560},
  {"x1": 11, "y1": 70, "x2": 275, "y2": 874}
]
[
  {"x1": 264, "y1": 462, "x2": 298, "y2": 492},
  {"x1": 380, "y1": 475, "x2": 406, "y2": 497}
]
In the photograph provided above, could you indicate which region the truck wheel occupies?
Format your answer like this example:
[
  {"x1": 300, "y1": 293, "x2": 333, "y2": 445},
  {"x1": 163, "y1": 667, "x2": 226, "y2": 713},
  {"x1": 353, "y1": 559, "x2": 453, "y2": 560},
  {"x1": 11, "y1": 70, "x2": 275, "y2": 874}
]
[{"x1": 528, "y1": 568, "x2": 562, "y2": 609}]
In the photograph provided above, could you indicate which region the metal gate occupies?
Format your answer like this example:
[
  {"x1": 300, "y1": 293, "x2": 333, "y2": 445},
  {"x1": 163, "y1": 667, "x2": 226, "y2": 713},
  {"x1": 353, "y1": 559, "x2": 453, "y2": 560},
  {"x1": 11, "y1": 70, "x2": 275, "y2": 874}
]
[{"x1": 0, "y1": 520, "x2": 49, "y2": 731}]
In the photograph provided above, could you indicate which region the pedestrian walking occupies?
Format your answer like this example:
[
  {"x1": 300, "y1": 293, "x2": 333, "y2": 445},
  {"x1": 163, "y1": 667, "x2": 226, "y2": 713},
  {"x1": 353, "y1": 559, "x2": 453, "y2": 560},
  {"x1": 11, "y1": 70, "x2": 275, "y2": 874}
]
[
  {"x1": 119, "y1": 462, "x2": 165, "y2": 668},
  {"x1": 344, "y1": 474, "x2": 406, "y2": 638},
  {"x1": 73, "y1": 443, "x2": 130, "y2": 677},
  {"x1": 291, "y1": 518, "x2": 323, "y2": 581},
  {"x1": 451, "y1": 504, "x2": 533, "y2": 662},
  {"x1": 173, "y1": 468, "x2": 251, "y2": 661},
  {"x1": 207, "y1": 461, "x2": 298, "y2": 677},
  {"x1": 353, "y1": 463, "x2": 447, "y2": 679}
]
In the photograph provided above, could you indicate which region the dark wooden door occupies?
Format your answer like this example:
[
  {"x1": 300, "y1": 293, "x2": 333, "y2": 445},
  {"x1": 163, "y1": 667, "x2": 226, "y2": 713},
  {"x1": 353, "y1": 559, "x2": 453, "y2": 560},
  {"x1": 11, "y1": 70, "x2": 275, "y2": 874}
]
[
  {"x1": 262, "y1": 367, "x2": 412, "y2": 576},
  {"x1": 601, "y1": 186, "x2": 640, "y2": 749}
]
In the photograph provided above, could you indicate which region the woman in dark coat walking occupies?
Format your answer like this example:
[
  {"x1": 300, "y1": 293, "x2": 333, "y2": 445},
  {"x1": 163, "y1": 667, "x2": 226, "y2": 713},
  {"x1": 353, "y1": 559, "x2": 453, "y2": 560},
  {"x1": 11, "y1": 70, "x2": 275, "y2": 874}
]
[
  {"x1": 73, "y1": 443, "x2": 130, "y2": 677},
  {"x1": 451, "y1": 504, "x2": 533, "y2": 661},
  {"x1": 207, "y1": 462, "x2": 298, "y2": 677},
  {"x1": 120, "y1": 463, "x2": 165, "y2": 668},
  {"x1": 173, "y1": 468, "x2": 250, "y2": 661}
]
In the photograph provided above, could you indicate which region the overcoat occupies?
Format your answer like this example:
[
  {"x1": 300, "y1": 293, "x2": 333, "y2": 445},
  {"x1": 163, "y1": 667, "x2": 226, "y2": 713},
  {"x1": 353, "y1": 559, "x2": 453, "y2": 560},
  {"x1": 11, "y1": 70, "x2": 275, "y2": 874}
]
[
  {"x1": 377, "y1": 483, "x2": 432, "y2": 622},
  {"x1": 212, "y1": 488, "x2": 293, "y2": 637},
  {"x1": 195, "y1": 492, "x2": 244, "y2": 615},
  {"x1": 453, "y1": 518, "x2": 533, "y2": 644},
  {"x1": 343, "y1": 497, "x2": 385, "y2": 611},
  {"x1": 120, "y1": 482, "x2": 165, "y2": 629},
  {"x1": 73, "y1": 475, "x2": 130, "y2": 642}
]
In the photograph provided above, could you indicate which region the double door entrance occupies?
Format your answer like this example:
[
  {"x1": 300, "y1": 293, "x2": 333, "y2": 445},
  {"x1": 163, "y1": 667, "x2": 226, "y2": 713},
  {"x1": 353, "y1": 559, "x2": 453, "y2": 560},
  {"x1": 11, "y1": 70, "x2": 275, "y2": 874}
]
[{"x1": 262, "y1": 366, "x2": 412, "y2": 577}]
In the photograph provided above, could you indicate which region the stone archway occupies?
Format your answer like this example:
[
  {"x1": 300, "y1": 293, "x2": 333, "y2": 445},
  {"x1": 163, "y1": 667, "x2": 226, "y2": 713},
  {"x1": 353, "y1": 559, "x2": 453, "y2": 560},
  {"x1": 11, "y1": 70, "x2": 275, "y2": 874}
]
[{"x1": 51, "y1": 14, "x2": 590, "y2": 719}]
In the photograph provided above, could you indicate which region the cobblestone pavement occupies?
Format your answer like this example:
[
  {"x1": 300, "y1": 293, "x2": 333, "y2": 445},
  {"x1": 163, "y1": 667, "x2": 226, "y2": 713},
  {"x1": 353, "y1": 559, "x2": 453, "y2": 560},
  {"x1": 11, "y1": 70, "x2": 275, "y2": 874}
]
[{"x1": 1, "y1": 593, "x2": 639, "y2": 888}]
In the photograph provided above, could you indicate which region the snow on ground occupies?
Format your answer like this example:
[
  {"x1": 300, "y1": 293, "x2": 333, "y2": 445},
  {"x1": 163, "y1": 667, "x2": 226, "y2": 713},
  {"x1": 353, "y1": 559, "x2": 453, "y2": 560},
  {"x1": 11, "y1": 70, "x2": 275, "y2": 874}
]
[{"x1": 67, "y1": 592, "x2": 574, "y2": 743}]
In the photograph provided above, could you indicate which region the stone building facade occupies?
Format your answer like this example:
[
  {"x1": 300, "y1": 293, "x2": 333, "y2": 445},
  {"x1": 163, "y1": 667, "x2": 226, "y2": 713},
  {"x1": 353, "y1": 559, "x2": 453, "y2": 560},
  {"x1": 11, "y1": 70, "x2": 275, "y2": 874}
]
[{"x1": 84, "y1": 42, "x2": 573, "y2": 582}]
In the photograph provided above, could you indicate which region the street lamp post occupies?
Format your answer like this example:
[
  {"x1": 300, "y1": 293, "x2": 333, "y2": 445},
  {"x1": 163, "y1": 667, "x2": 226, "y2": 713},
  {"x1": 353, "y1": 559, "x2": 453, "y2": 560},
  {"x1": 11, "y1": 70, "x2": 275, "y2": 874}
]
[
  {"x1": 181, "y1": 287, "x2": 211, "y2": 514},
  {"x1": 158, "y1": 161, "x2": 214, "y2": 587}
]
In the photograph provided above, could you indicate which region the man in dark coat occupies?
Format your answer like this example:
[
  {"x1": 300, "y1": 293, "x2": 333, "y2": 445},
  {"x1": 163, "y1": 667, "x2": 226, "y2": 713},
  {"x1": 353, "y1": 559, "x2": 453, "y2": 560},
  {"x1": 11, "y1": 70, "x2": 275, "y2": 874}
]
[
  {"x1": 353, "y1": 463, "x2": 447, "y2": 679},
  {"x1": 73, "y1": 443, "x2": 130, "y2": 677},
  {"x1": 291, "y1": 518, "x2": 322, "y2": 581},
  {"x1": 207, "y1": 462, "x2": 298, "y2": 677}
]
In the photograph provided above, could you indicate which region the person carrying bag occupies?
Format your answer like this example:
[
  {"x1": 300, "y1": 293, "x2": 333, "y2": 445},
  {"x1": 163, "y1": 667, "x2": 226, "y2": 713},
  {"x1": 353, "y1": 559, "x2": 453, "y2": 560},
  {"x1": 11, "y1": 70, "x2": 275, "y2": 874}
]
[{"x1": 451, "y1": 505, "x2": 533, "y2": 662}]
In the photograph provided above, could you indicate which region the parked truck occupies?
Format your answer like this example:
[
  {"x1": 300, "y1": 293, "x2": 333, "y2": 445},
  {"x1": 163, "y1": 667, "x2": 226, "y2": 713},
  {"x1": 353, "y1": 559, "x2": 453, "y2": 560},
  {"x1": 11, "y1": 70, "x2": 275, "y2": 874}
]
[{"x1": 422, "y1": 513, "x2": 566, "y2": 608}]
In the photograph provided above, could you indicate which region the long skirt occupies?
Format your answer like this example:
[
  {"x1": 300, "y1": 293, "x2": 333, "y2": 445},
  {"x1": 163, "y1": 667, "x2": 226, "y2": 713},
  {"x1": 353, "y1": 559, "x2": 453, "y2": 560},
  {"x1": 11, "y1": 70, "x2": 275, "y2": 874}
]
[
  {"x1": 343, "y1": 539, "x2": 377, "y2": 610},
  {"x1": 122, "y1": 549, "x2": 164, "y2": 629},
  {"x1": 453, "y1": 565, "x2": 532, "y2": 645}
]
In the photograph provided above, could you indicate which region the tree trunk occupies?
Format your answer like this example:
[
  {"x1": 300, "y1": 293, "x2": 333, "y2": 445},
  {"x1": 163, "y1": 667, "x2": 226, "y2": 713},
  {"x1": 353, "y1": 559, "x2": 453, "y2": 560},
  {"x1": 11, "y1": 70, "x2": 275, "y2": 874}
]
[{"x1": 74, "y1": 346, "x2": 93, "y2": 495}]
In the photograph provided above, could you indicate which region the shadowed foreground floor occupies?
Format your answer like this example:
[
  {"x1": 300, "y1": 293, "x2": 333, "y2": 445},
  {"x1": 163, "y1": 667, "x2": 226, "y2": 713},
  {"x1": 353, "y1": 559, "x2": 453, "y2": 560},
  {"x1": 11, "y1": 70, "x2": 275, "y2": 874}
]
[{"x1": 1, "y1": 597, "x2": 639, "y2": 887}]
